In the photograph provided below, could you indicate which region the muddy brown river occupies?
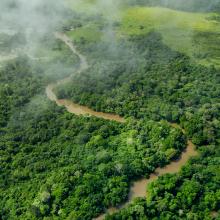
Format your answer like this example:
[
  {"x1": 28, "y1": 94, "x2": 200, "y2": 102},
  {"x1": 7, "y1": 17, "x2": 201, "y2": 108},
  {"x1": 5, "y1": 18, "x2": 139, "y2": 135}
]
[
  {"x1": 46, "y1": 33, "x2": 125, "y2": 123},
  {"x1": 46, "y1": 33, "x2": 198, "y2": 220}
]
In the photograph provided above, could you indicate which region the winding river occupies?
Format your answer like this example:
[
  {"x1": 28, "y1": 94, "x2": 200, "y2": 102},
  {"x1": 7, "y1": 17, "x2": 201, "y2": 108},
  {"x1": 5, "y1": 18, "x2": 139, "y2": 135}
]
[
  {"x1": 46, "y1": 33, "x2": 125, "y2": 123},
  {"x1": 46, "y1": 33, "x2": 198, "y2": 220}
]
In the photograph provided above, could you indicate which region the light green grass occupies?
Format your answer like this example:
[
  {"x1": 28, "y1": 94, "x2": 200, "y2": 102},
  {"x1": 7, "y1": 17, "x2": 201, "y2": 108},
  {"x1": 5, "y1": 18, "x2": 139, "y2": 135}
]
[
  {"x1": 121, "y1": 7, "x2": 220, "y2": 67},
  {"x1": 67, "y1": 24, "x2": 102, "y2": 43},
  {"x1": 64, "y1": 3, "x2": 220, "y2": 67},
  {"x1": 65, "y1": 0, "x2": 100, "y2": 14}
]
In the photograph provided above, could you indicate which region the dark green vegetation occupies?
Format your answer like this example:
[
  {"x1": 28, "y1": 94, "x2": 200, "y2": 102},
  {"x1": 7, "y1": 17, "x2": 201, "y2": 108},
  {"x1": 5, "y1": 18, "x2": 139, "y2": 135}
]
[
  {"x1": 0, "y1": 32, "x2": 26, "y2": 54},
  {"x1": 0, "y1": 57, "x2": 45, "y2": 127},
  {"x1": 0, "y1": 57, "x2": 187, "y2": 219},
  {"x1": 55, "y1": 10, "x2": 220, "y2": 219},
  {"x1": 107, "y1": 150, "x2": 220, "y2": 219},
  {"x1": 1, "y1": 1, "x2": 220, "y2": 220},
  {"x1": 56, "y1": 31, "x2": 220, "y2": 147}
]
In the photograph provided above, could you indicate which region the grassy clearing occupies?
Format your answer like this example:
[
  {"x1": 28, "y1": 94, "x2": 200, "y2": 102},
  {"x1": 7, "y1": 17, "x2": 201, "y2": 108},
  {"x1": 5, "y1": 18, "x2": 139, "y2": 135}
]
[
  {"x1": 65, "y1": 0, "x2": 100, "y2": 14},
  {"x1": 67, "y1": 24, "x2": 102, "y2": 44},
  {"x1": 121, "y1": 7, "x2": 220, "y2": 67},
  {"x1": 64, "y1": 3, "x2": 220, "y2": 67}
]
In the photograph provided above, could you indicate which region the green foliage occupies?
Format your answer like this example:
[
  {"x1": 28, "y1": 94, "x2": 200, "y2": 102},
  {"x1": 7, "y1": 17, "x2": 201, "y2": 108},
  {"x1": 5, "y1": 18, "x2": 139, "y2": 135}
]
[
  {"x1": 0, "y1": 57, "x2": 188, "y2": 219},
  {"x1": 108, "y1": 149, "x2": 220, "y2": 219},
  {"x1": 54, "y1": 12, "x2": 220, "y2": 219},
  {"x1": 1, "y1": 3, "x2": 220, "y2": 220},
  {"x1": 0, "y1": 32, "x2": 26, "y2": 53},
  {"x1": 0, "y1": 57, "x2": 45, "y2": 127},
  {"x1": 56, "y1": 31, "x2": 220, "y2": 148},
  {"x1": 121, "y1": 6, "x2": 220, "y2": 67}
]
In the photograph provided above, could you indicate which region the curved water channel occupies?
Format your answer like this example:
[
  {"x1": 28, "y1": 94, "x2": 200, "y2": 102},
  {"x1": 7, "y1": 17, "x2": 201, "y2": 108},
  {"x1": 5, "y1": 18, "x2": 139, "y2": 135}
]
[
  {"x1": 46, "y1": 32, "x2": 198, "y2": 220},
  {"x1": 46, "y1": 32, "x2": 125, "y2": 123}
]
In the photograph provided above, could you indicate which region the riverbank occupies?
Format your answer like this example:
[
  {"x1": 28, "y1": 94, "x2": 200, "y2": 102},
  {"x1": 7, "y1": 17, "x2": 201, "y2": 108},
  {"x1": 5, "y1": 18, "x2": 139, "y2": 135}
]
[{"x1": 46, "y1": 32, "x2": 198, "y2": 220}]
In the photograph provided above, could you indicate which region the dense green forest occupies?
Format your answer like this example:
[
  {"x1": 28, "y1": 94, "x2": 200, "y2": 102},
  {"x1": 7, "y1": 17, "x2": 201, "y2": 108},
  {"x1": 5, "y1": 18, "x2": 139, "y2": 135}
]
[
  {"x1": 55, "y1": 4, "x2": 220, "y2": 219},
  {"x1": 0, "y1": 58, "x2": 187, "y2": 219},
  {"x1": 1, "y1": 0, "x2": 220, "y2": 219},
  {"x1": 56, "y1": 32, "x2": 220, "y2": 147},
  {"x1": 106, "y1": 150, "x2": 220, "y2": 219},
  {"x1": 0, "y1": 57, "x2": 45, "y2": 127}
]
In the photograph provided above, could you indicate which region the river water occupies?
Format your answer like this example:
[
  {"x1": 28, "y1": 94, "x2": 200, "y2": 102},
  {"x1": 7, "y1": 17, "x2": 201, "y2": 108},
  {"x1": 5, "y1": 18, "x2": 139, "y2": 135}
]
[{"x1": 46, "y1": 33, "x2": 198, "y2": 220}]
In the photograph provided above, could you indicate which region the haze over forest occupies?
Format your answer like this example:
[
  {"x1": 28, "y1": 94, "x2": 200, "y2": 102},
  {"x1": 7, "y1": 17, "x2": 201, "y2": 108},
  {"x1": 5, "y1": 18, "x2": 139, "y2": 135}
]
[{"x1": 0, "y1": 0, "x2": 220, "y2": 220}]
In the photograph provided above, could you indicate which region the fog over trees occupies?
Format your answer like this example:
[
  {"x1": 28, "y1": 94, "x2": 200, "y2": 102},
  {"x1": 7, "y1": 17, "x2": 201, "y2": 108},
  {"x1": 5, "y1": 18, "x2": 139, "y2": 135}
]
[{"x1": 0, "y1": 0, "x2": 220, "y2": 220}]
